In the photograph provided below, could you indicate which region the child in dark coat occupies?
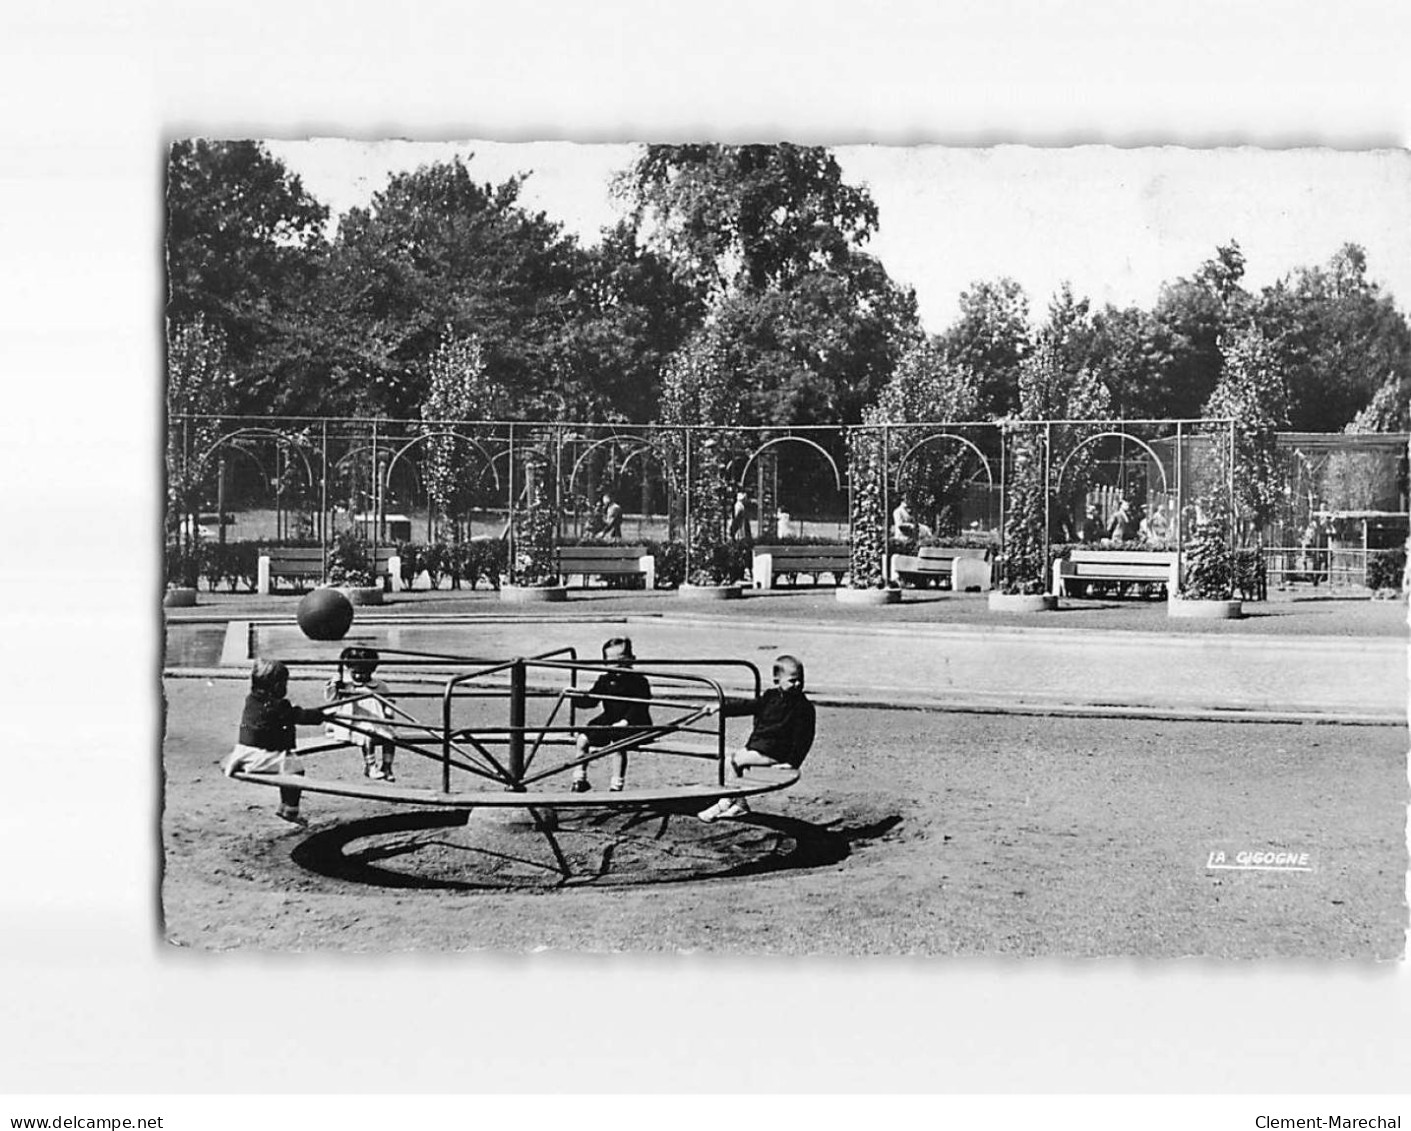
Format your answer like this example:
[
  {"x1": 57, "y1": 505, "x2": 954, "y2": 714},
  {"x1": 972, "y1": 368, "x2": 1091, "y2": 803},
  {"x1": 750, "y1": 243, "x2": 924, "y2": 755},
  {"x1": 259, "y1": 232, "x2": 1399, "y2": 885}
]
[
  {"x1": 569, "y1": 636, "x2": 653, "y2": 792},
  {"x1": 698, "y1": 654, "x2": 815, "y2": 822},
  {"x1": 222, "y1": 659, "x2": 328, "y2": 826}
]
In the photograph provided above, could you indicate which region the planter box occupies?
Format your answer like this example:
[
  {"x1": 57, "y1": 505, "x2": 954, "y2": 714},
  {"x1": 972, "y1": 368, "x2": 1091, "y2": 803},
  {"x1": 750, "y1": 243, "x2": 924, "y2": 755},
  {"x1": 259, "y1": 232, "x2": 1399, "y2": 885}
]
[
  {"x1": 835, "y1": 586, "x2": 901, "y2": 606},
  {"x1": 987, "y1": 592, "x2": 1058, "y2": 613},
  {"x1": 1168, "y1": 597, "x2": 1243, "y2": 620},
  {"x1": 163, "y1": 587, "x2": 197, "y2": 608},
  {"x1": 678, "y1": 584, "x2": 743, "y2": 601},
  {"x1": 500, "y1": 585, "x2": 569, "y2": 604},
  {"x1": 339, "y1": 586, "x2": 384, "y2": 607}
]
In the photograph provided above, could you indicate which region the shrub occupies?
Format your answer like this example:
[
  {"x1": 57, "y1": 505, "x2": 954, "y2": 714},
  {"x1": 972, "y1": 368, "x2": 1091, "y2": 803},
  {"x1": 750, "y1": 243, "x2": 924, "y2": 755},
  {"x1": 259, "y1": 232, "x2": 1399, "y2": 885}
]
[
  {"x1": 203, "y1": 541, "x2": 260, "y2": 592},
  {"x1": 327, "y1": 526, "x2": 375, "y2": 587},
  {"x1": 1179, "y1": 517, "x2": 1234, "y2": 600},
  {"x1": 165, "y1": 542, "x2": 200, "y2": 589},
  {"x1": 1367, "y1": 548, "x2": 1407, "y2": 592}
]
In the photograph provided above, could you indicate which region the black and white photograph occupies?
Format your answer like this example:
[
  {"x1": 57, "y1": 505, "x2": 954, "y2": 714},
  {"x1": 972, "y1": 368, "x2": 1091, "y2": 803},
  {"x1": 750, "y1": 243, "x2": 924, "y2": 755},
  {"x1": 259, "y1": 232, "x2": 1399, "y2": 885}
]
[{"x1": 160, "y1": 140, "x2": 1408, "y2": 957}]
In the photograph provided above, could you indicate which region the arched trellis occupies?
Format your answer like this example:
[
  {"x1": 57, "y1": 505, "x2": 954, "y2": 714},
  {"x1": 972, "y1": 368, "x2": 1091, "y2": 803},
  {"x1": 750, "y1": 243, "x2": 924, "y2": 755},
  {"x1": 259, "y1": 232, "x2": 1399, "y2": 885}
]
[
  {"x1": 892, "y1": 431, "x2": 996, "y2": 492},
  {"x1": 385, "y1": 430, "x2": 504, "y2": 495},
  {"x1": 1052, "y1": 430, "x2": 1171, "y2": 499},
  {"x1": 199, "y1": 427, "x2": 317, "y2": 492},
  {"x1": 735, "y1": 434, "x2": 844, "y2": 492},
  {"x1": 197, "y1": 427, "x2": 319, "y2": 543},
  {"x1": 566, "y1": 433, "x2": 662, "y2": 497}
]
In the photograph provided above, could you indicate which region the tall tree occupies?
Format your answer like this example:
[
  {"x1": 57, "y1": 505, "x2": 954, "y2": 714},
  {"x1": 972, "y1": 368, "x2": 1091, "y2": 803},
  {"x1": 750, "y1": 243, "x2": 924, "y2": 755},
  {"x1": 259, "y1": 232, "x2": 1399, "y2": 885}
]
[
  {"x1": 314, "y1": 158, "x2": 590, "y2": 419},
  {"x1": 165, "y1": 140, "x2": 329, "y2": 412},
  {"x1": 1205, "y1": 323, "x2": 1288, "y2": 539},
  {"x1": 940, "y1": 278, "x2": 1031, "y2": 419},
  {"x1": 1146, "y1": 241, "x2": 1250, "y2": 419},
  {"x1": 622, "y1": 144, "x2": 919, "y2": 425},
  {"x1": 1253, "y1": 243, "x2": 1411, "y2": 432}
]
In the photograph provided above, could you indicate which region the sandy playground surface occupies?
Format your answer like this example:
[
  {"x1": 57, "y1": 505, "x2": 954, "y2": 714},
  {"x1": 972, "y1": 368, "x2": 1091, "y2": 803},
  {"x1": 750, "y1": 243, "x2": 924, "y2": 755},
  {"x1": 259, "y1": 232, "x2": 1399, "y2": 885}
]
[{"x1": 161, "y1": 672, "x2": 1406, "y2": 958}]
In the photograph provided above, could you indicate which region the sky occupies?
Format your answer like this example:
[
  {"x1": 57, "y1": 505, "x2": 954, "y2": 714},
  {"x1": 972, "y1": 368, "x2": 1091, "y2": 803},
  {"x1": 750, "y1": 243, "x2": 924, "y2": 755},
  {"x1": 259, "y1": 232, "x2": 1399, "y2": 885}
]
[{"x1": 265, "y1": 139, "x2": 1411, "y2": 332}]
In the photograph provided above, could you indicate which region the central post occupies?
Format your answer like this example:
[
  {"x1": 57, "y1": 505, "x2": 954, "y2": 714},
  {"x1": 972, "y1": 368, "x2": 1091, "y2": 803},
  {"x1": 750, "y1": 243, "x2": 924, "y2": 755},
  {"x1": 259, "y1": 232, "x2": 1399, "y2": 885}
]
[{"x1": 508, "y1": 657, "x2": 527, "y2": 788}]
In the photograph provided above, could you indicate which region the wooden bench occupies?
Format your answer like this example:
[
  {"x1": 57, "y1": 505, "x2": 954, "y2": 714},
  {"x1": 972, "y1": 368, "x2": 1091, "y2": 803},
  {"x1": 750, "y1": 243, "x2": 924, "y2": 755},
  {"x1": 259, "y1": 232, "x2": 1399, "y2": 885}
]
[
  {"x1": 751, "y1": 544, "x2": 850, "y2": 589},
  {"x1": 890, "y1": 546, "x2": 993, "y2": 591},
  {"x1": 257, "y1": 546, "x2": 402, "y2": 594},
  {"x1": 555, "y1": 545, "x2": 656, "y2": 589},
  {"x1": 1051, "y1": 549, "x2": 1178, "y2": 598}
]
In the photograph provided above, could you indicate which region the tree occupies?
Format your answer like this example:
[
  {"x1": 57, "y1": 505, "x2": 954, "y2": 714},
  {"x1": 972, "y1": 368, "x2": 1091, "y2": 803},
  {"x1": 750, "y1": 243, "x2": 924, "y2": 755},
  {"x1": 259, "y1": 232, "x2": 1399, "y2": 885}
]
[
  {"x1": 940, "y1": 278, "x2": 1031, "y2": 419},
  {"x1": 1145, "y1": 241, "x2": 1250, "y2": 420},
  {"x1": 1253, "y1": 243, "x2": 1411, "y2": 431},
  {"x1": 315, "y1": 158, "x2": 591, "y2": 419},
  {"x1": 867, "y1": 336, "x2": 982, "y2": 536},
  {"x1": 572, "y1": 220, "x2": 704, "y2": 422},
  {"x1": 658, "y1": 330, "x2": 745, "y2": 585},
  {"x1": 166, "y1": 318, "x2": 234, "y2": 555},
  {"x1": 1205, "y1": 323, "x2": 1288, "y2": 541},
  {"x1": 622, "y1": 144, "x2": 919, "y2": 426},
  {"x1": 419, "y1": 329, "x2": 505, "y2": 540},
  {"x1": 1088, "y1": 304, "x2": 1167, "y2": 419},
  {"x1": 165, "y1": 140, "x2": 329, "y2": 412}
]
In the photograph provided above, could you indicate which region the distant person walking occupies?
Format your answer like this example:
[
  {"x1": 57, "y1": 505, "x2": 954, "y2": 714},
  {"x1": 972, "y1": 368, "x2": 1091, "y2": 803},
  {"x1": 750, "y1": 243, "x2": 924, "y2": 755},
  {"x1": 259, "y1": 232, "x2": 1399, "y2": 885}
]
[
  {"x1": 730, "y1": 491, "x2": 753, "y2": 544},
  {"x1": 598, "y1": 493, "x2": 623, "y2": 540}
]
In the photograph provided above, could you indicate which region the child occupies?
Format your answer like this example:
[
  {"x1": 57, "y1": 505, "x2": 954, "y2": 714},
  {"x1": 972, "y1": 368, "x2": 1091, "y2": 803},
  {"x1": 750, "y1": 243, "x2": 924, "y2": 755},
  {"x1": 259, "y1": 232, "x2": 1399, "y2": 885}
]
[
  {"x1": 698, "y1": 654, "x2": 815, "y2": 822},
  {"x1": 324, "y1": 645, "x2": 396, "y2": 782},
  {"x1": 221, "y1": 659, "x2": 328, "y2": 827},
  {"x1": 569, "y1": 636, "x2": 652, "y2": 792}
]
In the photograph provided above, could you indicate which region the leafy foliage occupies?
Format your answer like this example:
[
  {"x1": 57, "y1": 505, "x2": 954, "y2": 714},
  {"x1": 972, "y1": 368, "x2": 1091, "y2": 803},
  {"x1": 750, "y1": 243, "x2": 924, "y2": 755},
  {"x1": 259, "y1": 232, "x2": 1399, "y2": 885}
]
[
  {"x1": 1366, "y1": 548, "x2": 1407, "y2": 593},
  {"x1": 166, "y1": 141, "x2": 329, "y2": 413},
  {"x1": 997, "y1": 422, "x2": 1049, "y2": 594},
  {"x1": 419, "y1": 329, "x2": 503, "y2": 538},
  {"x1": 940, "y1": 278, "x2": 1031, "y2": 419},
  {"x1": 658, "y1": 332, "x2": 744, "y2": 585},
  {"x1": 624, "y1": 144, "x2": 918, "y2": 425},
  {"x1": 1178, "y1": 515, "x2": 1235, "y2": 600},
  {"x1": 1206, "y1": 324, "x2": 1288, "y2": 538},
  {"x1": 326, "y1": 526, "x2": 373, "y2": 587},
  {"x1": 846, "y1": 428, "x2": 889, "y2": 588},
  {"x1": 166, "y1": 318, "x2": 233, "y2": 547},
  {"x1": 512, "y1": 452, "x2": 558, "y2": 586},
  {"x1": 867, "y1": 337, "x2": 982, "y2": 536}
]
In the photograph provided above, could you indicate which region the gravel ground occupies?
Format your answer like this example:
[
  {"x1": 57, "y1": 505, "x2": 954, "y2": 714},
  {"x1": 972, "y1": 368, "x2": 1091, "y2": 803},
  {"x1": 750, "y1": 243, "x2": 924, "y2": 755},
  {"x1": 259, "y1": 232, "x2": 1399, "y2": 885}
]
[{"x1": 161, "y1": 677, "x2": 1406, "y2": 957}]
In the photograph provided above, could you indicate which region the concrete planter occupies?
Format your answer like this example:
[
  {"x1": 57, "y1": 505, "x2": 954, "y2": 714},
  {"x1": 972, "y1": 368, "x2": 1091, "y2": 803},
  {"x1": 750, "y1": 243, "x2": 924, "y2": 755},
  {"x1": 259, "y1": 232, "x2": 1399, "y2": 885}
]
[
  {"x1": 163, "y1": 587, "x2": 198, "y2": 608},
  {"x1": 339, "y1": 586, "x2": 384, "y2": 607},
  {"x1": 500, "y1": 585, "x2": 569, "y2": 604},
  {"x1": 678, "y1": 583, "x2": 743, "y2": 601},
  {"x1": 987, "y1": 592, "x2": 1058, "y2": 613},
  {"x1": 1168, "y1": 596, "x2": 1243, "y2": 620},
  {"x1": 836, "y1": 586, "x2": 902, "y2": 606}
]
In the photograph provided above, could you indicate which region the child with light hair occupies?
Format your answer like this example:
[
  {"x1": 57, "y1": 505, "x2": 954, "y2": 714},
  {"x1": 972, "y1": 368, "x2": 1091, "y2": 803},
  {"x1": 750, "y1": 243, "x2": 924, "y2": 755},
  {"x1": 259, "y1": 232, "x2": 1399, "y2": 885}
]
[{"x1": 698, "y1": 654, "x2": 815, "y2": 822}]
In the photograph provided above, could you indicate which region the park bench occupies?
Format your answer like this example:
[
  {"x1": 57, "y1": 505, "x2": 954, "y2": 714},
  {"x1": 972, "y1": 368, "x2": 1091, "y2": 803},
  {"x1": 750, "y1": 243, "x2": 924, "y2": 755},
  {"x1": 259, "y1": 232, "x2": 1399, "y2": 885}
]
[
  {"x1": 890, "y1": 546, "x2": 993, "y2": 591},
  {"x1": 554, "y1": 545, "x2": 656, "y2": 589},
  {"x1": 1051, "y1": 548, "x2": 1178, "y2": 598},
  {"x1": 751, "y1": 544, "x2": 850, "y2": 589},
  {"x1": 257, "y1": 546, "x2": 402, "y2": 594}
]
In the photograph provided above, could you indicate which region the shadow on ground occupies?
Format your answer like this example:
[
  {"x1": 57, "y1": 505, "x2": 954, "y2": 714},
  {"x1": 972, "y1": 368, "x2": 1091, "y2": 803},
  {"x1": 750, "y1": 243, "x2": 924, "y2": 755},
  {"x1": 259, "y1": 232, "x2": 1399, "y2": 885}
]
[{"x1": 290, "y1": 805, "x2": 903, "y2": 890}]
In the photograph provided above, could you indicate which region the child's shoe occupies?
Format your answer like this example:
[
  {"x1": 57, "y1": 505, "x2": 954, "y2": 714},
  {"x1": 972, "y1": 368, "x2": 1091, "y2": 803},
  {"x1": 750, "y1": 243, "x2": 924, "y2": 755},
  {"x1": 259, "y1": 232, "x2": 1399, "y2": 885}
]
[
  {"x1": 609, "y1": 778, "x2": 625, "y2": 792},
  {"x1": 380, "y1": 764, "x2": 395, "y2": 783},
  {"x1": 697, "y1": 799, "x2": 728, "y2": 823},
  {"x1": 708, "y1": 799, "x2": 750, "y2": 821},
  {"x1": 276, "y1": 805, "x2": 308, "y2": 827},
  {"x1": 570, "y1": 778, "x2": 592, "y2": 793},
  {"x1": 367, "y1": 765, "x2": 388, "y2": 781}
]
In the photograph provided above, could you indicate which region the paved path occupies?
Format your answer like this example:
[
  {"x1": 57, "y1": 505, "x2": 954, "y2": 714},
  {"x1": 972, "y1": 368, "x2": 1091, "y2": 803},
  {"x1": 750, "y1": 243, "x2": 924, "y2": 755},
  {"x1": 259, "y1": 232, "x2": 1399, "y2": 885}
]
[{"x1": 224, "y1": 612, "x2": 1407, "y2": 724}]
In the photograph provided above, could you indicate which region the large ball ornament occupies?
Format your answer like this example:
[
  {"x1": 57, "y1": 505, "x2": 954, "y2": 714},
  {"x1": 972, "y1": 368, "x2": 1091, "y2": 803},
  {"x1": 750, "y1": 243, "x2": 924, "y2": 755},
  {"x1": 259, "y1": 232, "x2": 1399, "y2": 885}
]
[{"x1": 297, "y1": 587, "x2": 355, "y2": 641}]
